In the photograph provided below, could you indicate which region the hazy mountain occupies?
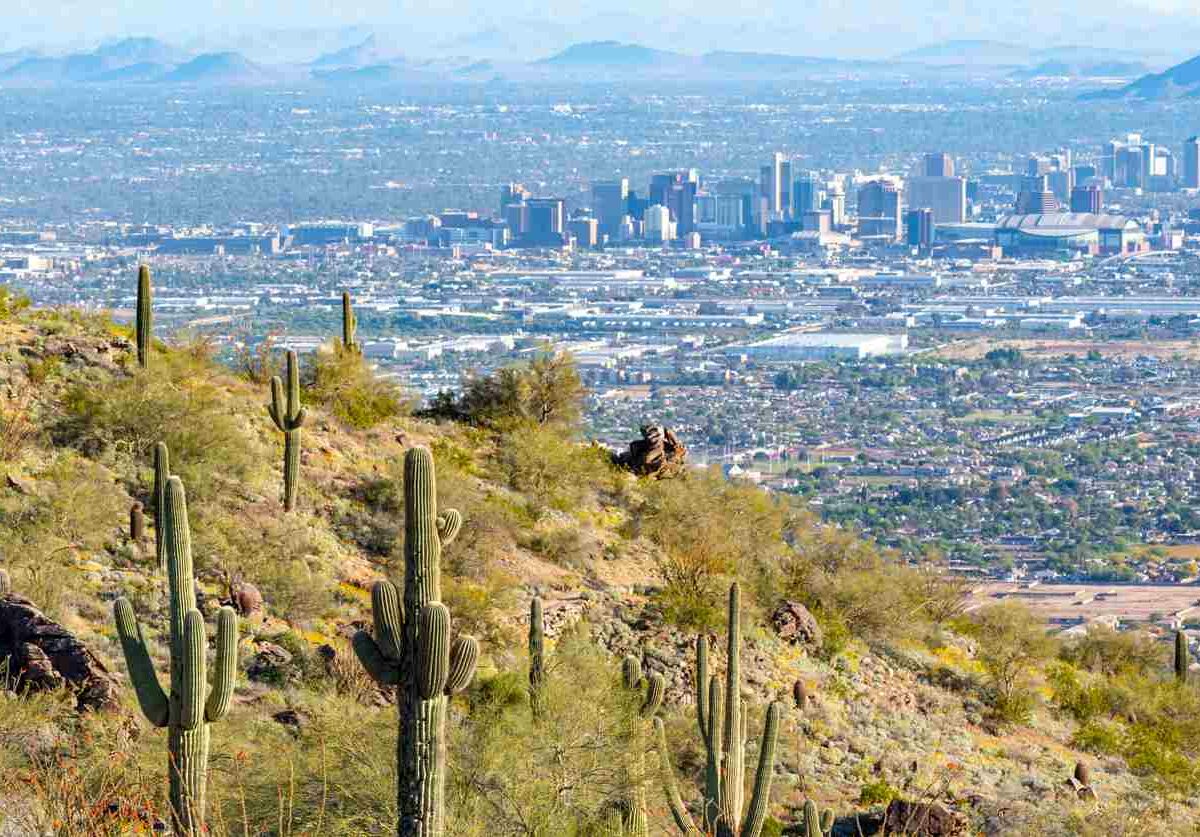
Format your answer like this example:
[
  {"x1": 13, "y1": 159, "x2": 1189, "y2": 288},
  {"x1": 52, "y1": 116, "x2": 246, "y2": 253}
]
[
  {"x1": 94, "y1": 36, "x2": 185, "y2": 65},
  {"x1": 536, "y1": 40, "x2": 690, "y2": 69},
  {"x1": 311, "y1": 34, "x2": 401, "y2": 69},
  {"x1": 1012, "y1": 59, "x2": 1148, "y2": 79},
  {"x1": 92, "y1": 61, "x2": 171, "y2": 83},
  {"x1": 699, "y1": 50, "x2": 838, "y2": 72},
  {"x1": 899, "y1": 40, "x2": 1033, "y2": 66},
  {"x1": 161, "y1": 52, "x2": 270, "y2": 84},
  {"x1": 1090, "y1": 53, "x2": 1200, "y2": 99},
  {"x1": 0, "y1": 54, "x2": 111, "y2": 83},
  {"x1": 0, "y1": 48, "x2": 42, "y2": 74}
]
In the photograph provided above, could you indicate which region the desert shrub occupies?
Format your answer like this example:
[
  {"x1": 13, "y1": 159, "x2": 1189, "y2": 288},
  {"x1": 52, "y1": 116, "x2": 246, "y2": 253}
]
[
  {"x1": 0, "y1": 381, "x2": 38, "y2": 461},
  {"x1": 491, "y1": 423, "x2": 613, "y2": 515},
  {"x1": 632, "y1": 467, "x2": 791, "y2": 630},
  {"x1": 449, "y1": 629, "x2": 645, "y2": 835},
  {"x1": 304, "y1": 345, "x2": 408, "y2": 430},
  {"x1": 959, "y1": 602, "x2": 1055, "y2": 726},
  {"x1": 426, "y1": 346, "x2": 585, "y2": 431},
  {"x1": 0, "y1": 284, "x2": 30, "y2": 319},
  {"x1": 523, "y1": 526, "x2": 591, "y2": 570},
  {"x1": 55, "y1": 349, "x2": 260, "y2": 501},
  {"x1": 1061, "y1": 624, "x2": 1163, "y2": 677},
  {"x1": 233, "y1": 331, "x2": 283, "y2": 384},
  {"x1": 858, "y1": 777, "x2": 898, "y2": 805}
]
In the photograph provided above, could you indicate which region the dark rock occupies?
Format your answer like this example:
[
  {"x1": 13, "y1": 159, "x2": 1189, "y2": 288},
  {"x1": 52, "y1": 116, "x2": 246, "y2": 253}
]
[
  {"x1": 613, "y1": 425, "x2": 687, "y2": 478},
  {"x1": 271, "y1": 708, "x2": 309, "y2": 733},
  {"x1": 883, "y1": 800, "x2": 965, "y2": 836},
  {"x1": 770, "y1": 600, "x2": 823, "y2": 647},
  {"x1": 230, "y1": 583, "x2": 263, "y2": 617},
  {"x1": 246, "y1": 642, "x2": 297, "y2": 684},
  {"x1": 0, "y1": 591, "x2": 121, "y2": 712}
]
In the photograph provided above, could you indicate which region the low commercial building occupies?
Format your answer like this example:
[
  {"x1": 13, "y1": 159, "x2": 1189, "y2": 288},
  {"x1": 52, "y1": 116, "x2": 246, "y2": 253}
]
[
  {"x1": 995, "y1": 213, "x2": 1145, "y2": 256},
  {"x1": 730, "y1": 332, "x2": 908, "y2": 361}
]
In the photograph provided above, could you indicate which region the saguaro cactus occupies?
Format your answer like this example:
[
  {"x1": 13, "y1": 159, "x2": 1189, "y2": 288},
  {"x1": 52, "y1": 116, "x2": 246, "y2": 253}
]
[
  {"x1": 1176, "y1": 630, "x2": 1189, "y2": 683},
  {"x1": 529, "y1": 596, "x2": 546, "y2": 718},
  {"x1": 130, "y1": 502, "x2": 145, "y2": 543},
  {"x1": 619, "y1": 655, "x2": 665, "y2": 837},
  {"x1": 267, "y1": 350, "x2": 307, "y2": 511},
  {"x1": 136, "y1": 264, "x2": 152, "y2": 368},
  {"x1": 342, "y1": 291, "x2": 359, "y2": 353},
  {"x1": 0, "y1": 568, "x2": 10, "y2": 594},
  {"x1": 353, "y1": 447, "x2": 480, "y2": 837},
  {"x1": 153, "y1": 442, "x2": 170, "y2": 571},
  {"x1": 656, "y1": 583, "x2": 782, "y2": 837},
  {"x1": 113, "y1": 476, "x2": 238, "y2": 835}
]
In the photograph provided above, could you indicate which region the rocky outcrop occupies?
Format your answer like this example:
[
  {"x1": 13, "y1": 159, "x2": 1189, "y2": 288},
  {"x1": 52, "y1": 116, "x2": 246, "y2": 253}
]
[
  {"x1": 612, "y1": 425, "x2": 686, "y2": 478},
  {"x1": 771, "y1": 600, "x2": 823, "y2": 648},
  {"x1": 883, "y1": 800, "x2": 965, "y2": 836},
  {"x1": 0, "y1": 589, "x2": 120, "y2": 712}
]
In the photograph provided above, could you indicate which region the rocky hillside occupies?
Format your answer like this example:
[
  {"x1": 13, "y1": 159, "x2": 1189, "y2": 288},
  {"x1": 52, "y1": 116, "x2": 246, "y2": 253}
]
[{"x1": 0, "y1": 302, "x2": 1194, "y2": 836}]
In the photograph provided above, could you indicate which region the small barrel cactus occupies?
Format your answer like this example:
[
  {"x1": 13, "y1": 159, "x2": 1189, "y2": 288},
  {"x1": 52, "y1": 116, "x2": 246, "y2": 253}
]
[
  {"x1": 113, "y1": 476, "x2": 238, "y2": 835},
  {"x1": 266, "y1": 350, "x2": 307, "y2": 511}
]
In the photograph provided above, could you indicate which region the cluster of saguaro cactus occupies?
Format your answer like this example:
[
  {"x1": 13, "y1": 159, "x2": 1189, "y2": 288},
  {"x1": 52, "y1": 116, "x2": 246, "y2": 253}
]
[
  {"x1": 656, "y1": 583, "x2": 782, "y2": 837},
  {"x1": 342, "y1": 291, "x2": 360, "y2": 353},
  {"x1": 154, "y1": 442, "x2": 170, "y2": 571},
  {"x1": 1176, "y1": 630, "x2": 1189, "y2": 683},
  {"x1": 619, "y1": 654, "x2": 665, "y2": 837},
  {"x1": 136, "y1": 264, "x2": 152, "y2": 368},
  {"x1": 267, "y1": 350, "x2": 307, "y2": 511},
  {"x1": 113, "y1": 475, "x2": 239, "y2": 835},
  {"x1": 353, "y1": 447, "x2": 480, "y2": 837}
]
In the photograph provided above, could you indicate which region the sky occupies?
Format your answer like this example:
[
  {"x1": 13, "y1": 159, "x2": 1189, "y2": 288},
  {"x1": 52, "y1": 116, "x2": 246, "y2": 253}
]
[{"x1": 4, "y1": 0, "x2": 1199, "y2": 63}]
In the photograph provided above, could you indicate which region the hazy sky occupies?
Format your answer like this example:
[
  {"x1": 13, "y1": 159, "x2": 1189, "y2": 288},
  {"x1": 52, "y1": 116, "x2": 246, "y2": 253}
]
[{"x1": 6, "y1": 0, "x2": 1199, "y2": 62}]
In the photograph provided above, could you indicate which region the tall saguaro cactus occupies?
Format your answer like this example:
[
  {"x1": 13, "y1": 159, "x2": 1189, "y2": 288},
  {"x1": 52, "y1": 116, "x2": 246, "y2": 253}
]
[
  {"x1": 267, "y1": 350, "x2": 307, "y2": 511},
  {"x1": 1176, "y1": 630, "x2": 1189, "y2": 683},
  {"x1": 113, "y1": 476, "x2": 238, "y2": 835},
  {"x1": 136, "y1": 264, "x2": 152, "y2": 368},
  {"x1": 657, "y1": 583, "x2": 783, "y2": 837},
  {"x1": 528, "y1": 596, "x2": 546, "y2": 719},
  {"x1": 342, "y1": 291, "x2": 359, "y2": 353},
  {"x1": 353, "y1": 447, "x2": 480, "y2": 837}
]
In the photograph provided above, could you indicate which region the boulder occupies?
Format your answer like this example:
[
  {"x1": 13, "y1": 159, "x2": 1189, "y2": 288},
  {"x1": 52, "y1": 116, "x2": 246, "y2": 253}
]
[
  {"x1": 0, "y1": 590, "x2": 120, "y2": 712},
  {"x1": 770, "y1": 600, "x2": 823, "y2": 648},
  {"x1": 230, "y1": 583, "x2": 263, "y2": 617},
  {"x1": 883, "y1": 800, "x2": 965, "y2": 836},
  {"x1": 246, "y1": 642, "x2": 297, "y2": 685},
  {"x1": 613, "y1": 425, "x2": 686, "y2": 478}
]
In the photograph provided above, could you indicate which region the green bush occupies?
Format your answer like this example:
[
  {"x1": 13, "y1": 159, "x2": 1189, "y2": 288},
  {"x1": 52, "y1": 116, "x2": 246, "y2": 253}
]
[
  {"x1": 304, "y1": 346, "x2": 409, "y2": 430},
  {"x1": 858, "y1": 778, "x2": 898, "y2": 806}
]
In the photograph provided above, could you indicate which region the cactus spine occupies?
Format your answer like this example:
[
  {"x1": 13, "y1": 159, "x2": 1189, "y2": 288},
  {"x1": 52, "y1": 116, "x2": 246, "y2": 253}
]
[
  {"x1": 353, "y1": 447, "x2": 479, "y2": 837},
  {"x1": 267, "y1": 350, "x2": 307, "y2": 511},
  {"x1": 1176, "y1": 630, "x2": 1189, "y2": 683},
  {"x1": 341, "y1": 291, "x2": 359, "y2": 353},
  {"x1": 657, "y1": 583, "x2": 783, "y2": 837},
  {"x1": 528, "y1": 596, "x2": 546, "y2": 719},
  {"x1": 113, "y1": 476, "x2": 238, "y2": 835},
  {"x1": 130, "y1": 501, "x2": 145, "y2": 543},
  {"x1": 154, "y1": 442, "x2": 170, "y2": 572},
  {"x1": 136, "y1": 264, "x2": 152, "y2": 368},
  {"x1": 619, "y1": 655, "x2": 665, "y2": 837}
]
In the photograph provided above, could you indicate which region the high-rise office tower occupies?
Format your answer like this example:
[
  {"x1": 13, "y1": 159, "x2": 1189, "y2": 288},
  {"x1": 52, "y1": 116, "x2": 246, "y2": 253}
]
[
  {"x1": 1185, "y1": 137, "x2": 1200, "y2": 190},
  {"x1": 857, "y1": 180, "x2": 902, "y2": 240},
  {"x1": 567, "y1": 216, "x2": 599, "y2": 248},
  {"x1": 1069, "y1": 185, "x2": 1104, "y2": 214},
  {"x1": 1015, "y1": 175, "x2": 1059, "y2": 214},
  {"x1": 924, "y1": 152, "x2": 955, "y2": 178},
  {"x1": 524, "y1": 198, "x2": 565, "y2": 243},
  {"x1": 759, "y1": 152, "x2": 784, "y2": 217},
  {"x1": 591, "y1": 178, "x2": 629, "y2": 239},
  {"x1": 500, "y1": 183, "x2": 530, "y2": 216},
  {"x1": 905, "y1": 175, "x2": 967, "y2": 224},
  {"x1": 794, "y1": 173, "x2": 821, "y2": 214},
  {"x1": 649, "y1": 172, "x2": 698, "y2": 238},
  {"x1": 905, "y1": 208, "x2": 934, "y2": 249},
  {"x1": 779, "y1": 159, "x2": 794, "y2": 218},
  {"x1": 643, "y1": 204, "x2": 674, "y2": 242}
]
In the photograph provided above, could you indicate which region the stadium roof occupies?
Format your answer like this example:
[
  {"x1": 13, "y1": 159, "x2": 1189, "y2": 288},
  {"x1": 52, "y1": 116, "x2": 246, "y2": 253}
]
[{"x1": 997, "y1": 213, "x2": 1140, "y2": 232}]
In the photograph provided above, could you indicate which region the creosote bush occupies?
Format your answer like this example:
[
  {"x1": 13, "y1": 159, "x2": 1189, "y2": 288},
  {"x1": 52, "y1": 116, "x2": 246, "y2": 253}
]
[{"x1": 304, "y1": 344, "x2": 408, "y2": 430}]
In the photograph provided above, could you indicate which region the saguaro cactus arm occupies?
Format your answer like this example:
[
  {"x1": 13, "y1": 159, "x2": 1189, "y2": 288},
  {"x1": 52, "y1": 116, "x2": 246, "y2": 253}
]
[
  {"x1": 445, "y1": 636, "x2": 479, "y2": 694},
  {"x1": 353, "y1": 580, "x2": 404, "y2": 685},
  {"x1": 205, "y1": 607, "x2": 238, "y2": 722},
  {"x1": 353, "y1": 632, "x2": 401, "y2": 685},
  {"x1": 418, "y1": 603, "x2": 451, "y2": 699},
  {"x1": 178, "y1": 610, "x2": 208, "y2": 731},
  {"x1": 114, "y1": 597, "x2": 169, "y2": 727},
  {"x1": 656, "y1": 718, "x2": 702, "y2": 836},
  {"x1": 741, "y1": 701, "x2": 782, "y2": 837}
]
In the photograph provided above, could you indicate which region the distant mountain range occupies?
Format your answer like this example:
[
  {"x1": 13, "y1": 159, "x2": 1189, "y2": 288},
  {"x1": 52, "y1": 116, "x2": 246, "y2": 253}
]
[
  {"x1": 1086, "y1": 53, "x2": 1200, "y2": 99},
  {"x1": 0, "y1": 34, "x2": 1163, "y2": 87}
]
